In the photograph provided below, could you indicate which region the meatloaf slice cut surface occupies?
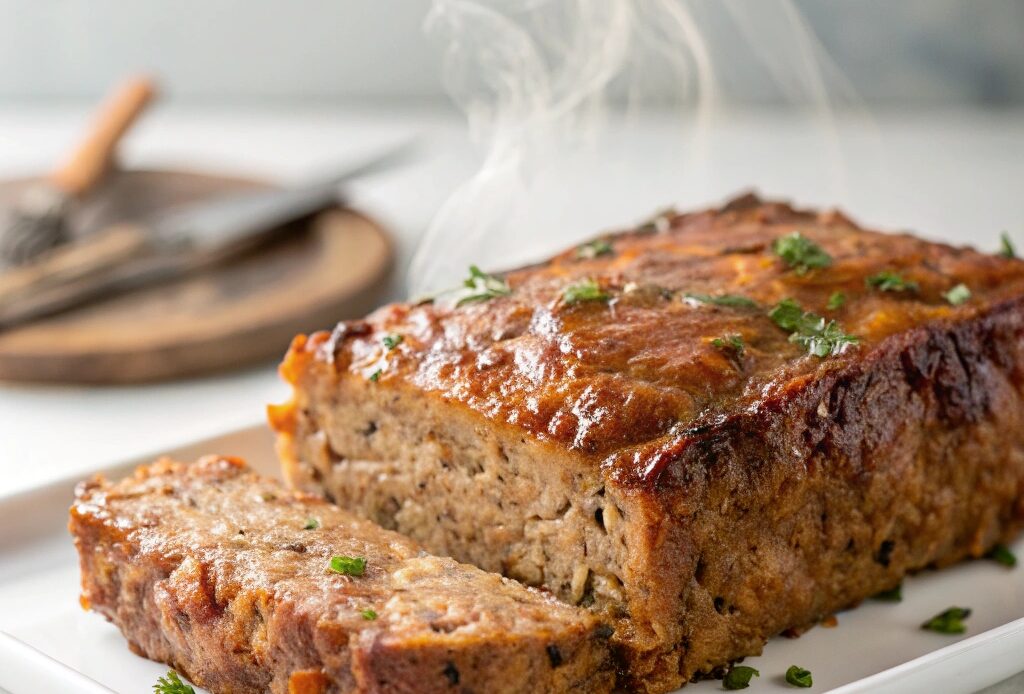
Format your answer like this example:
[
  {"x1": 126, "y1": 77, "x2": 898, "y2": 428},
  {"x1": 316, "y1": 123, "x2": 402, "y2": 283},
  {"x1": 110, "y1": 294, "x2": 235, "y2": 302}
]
[
  {"x1": 272, "y1": 194, "x2": 1024, "y2": 692},
  {"x1": 69, "y1": 456, "x2": 615, "y2": 694}
]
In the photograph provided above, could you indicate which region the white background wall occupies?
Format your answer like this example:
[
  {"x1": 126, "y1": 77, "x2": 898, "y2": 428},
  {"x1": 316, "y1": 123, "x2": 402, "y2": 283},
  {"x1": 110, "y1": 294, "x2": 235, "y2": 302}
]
[
  {"x1": 0, "y1": 1, "x2": 444, "y2": 103},
  {"x1": 0, "y1": 0, "x2": 1020, "y2": 106}
]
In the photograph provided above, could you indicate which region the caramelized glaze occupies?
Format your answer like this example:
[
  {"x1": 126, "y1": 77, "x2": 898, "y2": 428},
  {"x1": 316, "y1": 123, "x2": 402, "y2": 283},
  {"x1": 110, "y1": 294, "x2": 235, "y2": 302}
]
[{"x1": 285, "y1": 195, "x2": 1024, "y2": 465}]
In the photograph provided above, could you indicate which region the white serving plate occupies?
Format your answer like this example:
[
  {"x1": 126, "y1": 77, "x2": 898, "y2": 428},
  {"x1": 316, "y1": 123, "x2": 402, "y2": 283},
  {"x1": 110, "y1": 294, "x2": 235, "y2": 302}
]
[{"x1": 0, "y1": 424, "x2": 1022, "y2": 694}]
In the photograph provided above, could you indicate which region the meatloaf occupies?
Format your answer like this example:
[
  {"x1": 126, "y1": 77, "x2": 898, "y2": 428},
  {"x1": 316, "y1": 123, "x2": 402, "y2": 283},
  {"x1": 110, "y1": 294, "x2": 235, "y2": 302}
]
[
  {"x1": 69, "y1": 456, "x2": 615, "y2": 694},
  {"x1": 272, "y1": 193, "x2": 1024, "y2": 692}
]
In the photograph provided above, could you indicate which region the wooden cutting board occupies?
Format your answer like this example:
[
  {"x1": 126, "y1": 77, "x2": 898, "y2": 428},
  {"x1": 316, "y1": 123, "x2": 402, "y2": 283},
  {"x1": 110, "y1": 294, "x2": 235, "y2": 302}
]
[{"x1": 0, "y1": 170, "x2": 393, "y2": 383}]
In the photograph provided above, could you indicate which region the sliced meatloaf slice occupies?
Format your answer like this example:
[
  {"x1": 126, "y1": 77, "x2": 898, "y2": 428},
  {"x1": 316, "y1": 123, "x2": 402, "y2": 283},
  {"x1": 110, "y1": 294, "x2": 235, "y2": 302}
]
[
  {"x1": 69, "y1": 456, "x2": 615, "y2": 694},
  {"x1": 272, "y1": 194, "x2": 1024, "y2": 692}
]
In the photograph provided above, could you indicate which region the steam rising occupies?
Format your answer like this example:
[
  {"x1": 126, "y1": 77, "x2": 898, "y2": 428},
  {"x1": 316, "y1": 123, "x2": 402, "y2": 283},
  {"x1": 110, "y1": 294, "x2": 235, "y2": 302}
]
[{"x1": 410, "y1": 0, "x2": 869, "y2": 296}]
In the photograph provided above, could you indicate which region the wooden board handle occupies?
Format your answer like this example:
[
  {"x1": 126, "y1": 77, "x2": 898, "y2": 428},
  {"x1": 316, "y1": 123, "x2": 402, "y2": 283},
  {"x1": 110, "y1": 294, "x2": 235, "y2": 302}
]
[{"x1": 49, "y1": 76, "x2": 157, "y2": 197}]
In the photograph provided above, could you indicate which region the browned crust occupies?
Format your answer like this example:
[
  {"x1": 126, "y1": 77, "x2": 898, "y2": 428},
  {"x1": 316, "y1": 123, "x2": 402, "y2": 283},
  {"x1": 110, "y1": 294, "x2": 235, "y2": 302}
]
[
  {"x1": 272, "y1": 196, "x2": 1024, "y2": 692},
  {"x1": 69, "y1": 457, "x2": 615, "y2": 694},
  {"x1": 277, "y1": 194, "x2": 1024, "y2": 468},
  {"x1": 610, "y1": 295, "x2": 1024, "y2": 689}
]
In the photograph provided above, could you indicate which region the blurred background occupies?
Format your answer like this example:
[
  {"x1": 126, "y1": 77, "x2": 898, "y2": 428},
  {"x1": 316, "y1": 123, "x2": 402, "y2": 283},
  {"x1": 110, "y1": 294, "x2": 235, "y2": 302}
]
[
  {"x1": 1, "y1": 0, "x2": 1022, "y2": 105},
  {"x1": 0, "y1": 0, "x2": 1021, "y2": 494}
]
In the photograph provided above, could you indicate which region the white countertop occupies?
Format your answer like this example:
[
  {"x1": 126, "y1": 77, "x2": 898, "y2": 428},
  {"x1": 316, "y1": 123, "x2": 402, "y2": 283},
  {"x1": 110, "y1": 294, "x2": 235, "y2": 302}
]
[{"x1": 0, "y1": 104, "x2": 1022, "y2": 496}]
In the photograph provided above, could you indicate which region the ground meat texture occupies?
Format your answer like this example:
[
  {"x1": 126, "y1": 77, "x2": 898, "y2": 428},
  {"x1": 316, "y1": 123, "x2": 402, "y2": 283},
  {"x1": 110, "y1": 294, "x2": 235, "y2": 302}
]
[
  {"x1": 69, "y1": 457, "x2": 615, "y2": 694},
  {"x1": 272, "y1": 194, "x2": 1024, "y2": 692}
]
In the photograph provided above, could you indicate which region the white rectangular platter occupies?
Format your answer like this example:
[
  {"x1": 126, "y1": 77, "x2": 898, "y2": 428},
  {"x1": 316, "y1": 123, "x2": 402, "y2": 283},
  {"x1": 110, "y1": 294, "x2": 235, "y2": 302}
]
[{"x1": 1, "y1": 424, "x2": 1022, "y2": 694}]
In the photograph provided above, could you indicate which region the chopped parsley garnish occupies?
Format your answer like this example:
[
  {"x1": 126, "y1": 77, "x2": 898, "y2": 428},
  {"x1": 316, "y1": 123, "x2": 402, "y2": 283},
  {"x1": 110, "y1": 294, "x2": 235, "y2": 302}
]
[
  {"x1": 769, "y1": 299, "x2": 859, "y2": 358},
  {"x1": 562, "y1": 278, "x2": 609, "y2": 304},
  {"x1": 382, "y1": 334, "x2": 403, "y2": 350},
  {"x1": 921, "y1": 606, "x2": 971, "y2": 634},
  {"x1": 769, "y1": 298, "x2": 806, "y2": 331},
  {"x1": 456, "y1": 265, "x2": 511, "y2": 306},
  {"x1": 723, "y1": 665, "x2": 759, "y2": 690},
  {"x1": 712, "y1": 335, "x2": 745, "y2": 359},
  {"x1": 361, "y1": 608, "x2": 378, "y2": 620},
  {"x1": 575, "y1": 239, "x2": 613, "y2": 259},
  {"x1": 866, "y1": 271, "x2": 919, "y2": 293},
  {"x1": 154, "y1": 670, "x2": 195, "y2": 694},
  {"x1": 791, "y1": 320, "x2": 859, "y2": 358},
  {"x1": 684, "y1": 293, "x2": 759, "y2": 309},
  {"x1": 368, "y1": 369, "x2": 382, "y2": 382},
  {"x1": 873, "y1": 583, "x2": 903, "y2": 602},
  {"x1": 329, "y1": 555, "x2": 367, "y2": 576},
  {"x1": 773, "y1": 232, "x2": 832, "y2": 274},
  {"x1": 827, "y1": 291, "x2": 846, "y2": 310},
  {"x1": 987, "y1": 544, "x2": 1017, "y2": 568},
  {"x1": 785, "y1": 665, "x2": 813, "y2": 688},
  {"x1": 943, "y1": 283, "x2": 971, "y2": 306},
  {"x1": 303, "y1": 517, "x2": 320, "y2": 530},
  {"x1": 1000, "y1": 232, "x2": 1017, "y2": 259}
]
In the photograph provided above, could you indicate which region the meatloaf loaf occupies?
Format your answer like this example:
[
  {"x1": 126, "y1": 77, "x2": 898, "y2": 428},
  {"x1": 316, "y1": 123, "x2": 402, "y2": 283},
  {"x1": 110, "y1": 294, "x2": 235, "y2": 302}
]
[
  {"x1": 69, "y1": 456, "x2": 615, "y2": 694},
  {"x1": 272, "y1": 194, "x2": 1024, "y2": 692}
]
